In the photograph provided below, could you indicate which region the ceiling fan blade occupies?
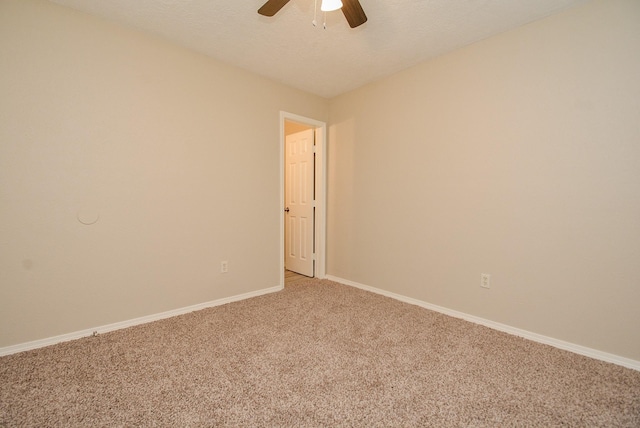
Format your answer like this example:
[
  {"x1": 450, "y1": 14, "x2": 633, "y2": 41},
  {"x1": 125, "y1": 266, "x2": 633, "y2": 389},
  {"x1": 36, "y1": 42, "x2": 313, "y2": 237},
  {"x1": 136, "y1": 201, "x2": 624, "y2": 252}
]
[
  {"x1": 341, "y1": 0, "x2": 367, "y2": 28},
  {"x1": 258, "y1": 0, "x2": 291, "y2": 17}
]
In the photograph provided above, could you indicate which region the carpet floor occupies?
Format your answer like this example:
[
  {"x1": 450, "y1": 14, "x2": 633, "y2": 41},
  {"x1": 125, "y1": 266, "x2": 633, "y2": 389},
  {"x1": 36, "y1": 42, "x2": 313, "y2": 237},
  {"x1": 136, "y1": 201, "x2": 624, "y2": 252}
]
[{"x1": 1, "y1": 278, "x2": 639, "y2": 427}]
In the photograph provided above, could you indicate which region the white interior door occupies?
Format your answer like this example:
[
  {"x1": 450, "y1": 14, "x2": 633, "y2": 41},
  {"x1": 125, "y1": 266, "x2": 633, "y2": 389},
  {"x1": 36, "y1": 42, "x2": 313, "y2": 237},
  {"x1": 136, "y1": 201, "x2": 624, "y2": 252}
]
[{"x1": 285, "y1": 129, "x2": 315, "y2": 277}]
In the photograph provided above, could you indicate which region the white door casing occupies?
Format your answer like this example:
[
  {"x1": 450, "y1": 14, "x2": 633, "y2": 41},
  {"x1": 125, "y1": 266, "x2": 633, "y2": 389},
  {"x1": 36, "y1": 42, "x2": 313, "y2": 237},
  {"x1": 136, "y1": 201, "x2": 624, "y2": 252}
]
[{"x1": 284, "y1": 129, "x2": 315, "y2": 277}]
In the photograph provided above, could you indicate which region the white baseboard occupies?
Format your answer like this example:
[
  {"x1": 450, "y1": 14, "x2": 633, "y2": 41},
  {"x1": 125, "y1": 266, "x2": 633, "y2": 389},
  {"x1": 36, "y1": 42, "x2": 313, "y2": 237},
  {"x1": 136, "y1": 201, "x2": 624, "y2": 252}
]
[
  {"x1": 325, "y1": 275, "x2": 640, "y2": 372},
  {"x1": 0, "y1": 285, "x2": 283, "y2": 357}
]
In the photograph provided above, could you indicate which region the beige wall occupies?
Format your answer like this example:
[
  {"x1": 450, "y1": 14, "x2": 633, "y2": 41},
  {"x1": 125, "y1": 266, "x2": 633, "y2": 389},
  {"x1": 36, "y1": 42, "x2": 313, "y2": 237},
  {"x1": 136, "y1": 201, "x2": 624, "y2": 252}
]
[
  {"x1": 328, "y1": 0, "x2": 640, "y2": 360},
  {"x1": 0, "y1": 0, "x2": 328, "y2": 347}
]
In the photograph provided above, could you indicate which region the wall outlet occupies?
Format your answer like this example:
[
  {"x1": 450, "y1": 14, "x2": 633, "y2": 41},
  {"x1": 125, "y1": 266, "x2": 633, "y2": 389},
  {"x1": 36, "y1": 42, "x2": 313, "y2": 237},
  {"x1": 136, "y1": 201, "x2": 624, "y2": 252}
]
[
  {"x1": 221, "y1": 261, "x2": 229, "y2": 273},
  {"x1": 481, "y1": 273, "x2": 491, "y2": 289}
]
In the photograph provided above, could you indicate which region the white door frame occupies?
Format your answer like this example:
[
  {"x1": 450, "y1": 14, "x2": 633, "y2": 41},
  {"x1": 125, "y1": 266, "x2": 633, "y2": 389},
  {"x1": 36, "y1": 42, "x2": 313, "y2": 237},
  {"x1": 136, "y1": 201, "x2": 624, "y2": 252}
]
[{"x1": 279, "y1": 111, "x2": 327, "y2": 287}]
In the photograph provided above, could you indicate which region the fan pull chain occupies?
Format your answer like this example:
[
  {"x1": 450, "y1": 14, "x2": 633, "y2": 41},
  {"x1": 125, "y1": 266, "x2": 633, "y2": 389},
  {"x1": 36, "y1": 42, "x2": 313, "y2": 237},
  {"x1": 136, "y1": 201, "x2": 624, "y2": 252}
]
[
  {"x1": 312, "y1": 0, "x2": 317, "y2": 26},
  {"x1": 312, "y1": 0, "x2": 328, "y2": 29}
]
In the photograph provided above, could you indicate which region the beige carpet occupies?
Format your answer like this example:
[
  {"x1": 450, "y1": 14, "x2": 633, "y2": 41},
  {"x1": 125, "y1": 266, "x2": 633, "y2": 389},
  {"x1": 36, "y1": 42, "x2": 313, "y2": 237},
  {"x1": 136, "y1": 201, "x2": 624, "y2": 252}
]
[{"x1": 1, "y1": 278, "x2": 639, "y2": 427}]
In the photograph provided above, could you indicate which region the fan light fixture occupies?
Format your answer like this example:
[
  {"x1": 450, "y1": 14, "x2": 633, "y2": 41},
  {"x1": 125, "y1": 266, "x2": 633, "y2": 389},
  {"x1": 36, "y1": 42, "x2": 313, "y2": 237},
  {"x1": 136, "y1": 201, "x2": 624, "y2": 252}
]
[
  {"x1": 321, "y1": 0, "x2": 343, "y2": 12},
  {"x1": 258, "y1": 0, "x2": 367, "y2": 28}
]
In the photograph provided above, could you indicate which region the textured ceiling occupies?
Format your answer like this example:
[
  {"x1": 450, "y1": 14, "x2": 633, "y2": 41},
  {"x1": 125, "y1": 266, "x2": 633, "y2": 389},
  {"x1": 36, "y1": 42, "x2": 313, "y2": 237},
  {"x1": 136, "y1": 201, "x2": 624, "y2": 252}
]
[{"x1": 48, "y1": 0, "x2": 590, "y2": 98}]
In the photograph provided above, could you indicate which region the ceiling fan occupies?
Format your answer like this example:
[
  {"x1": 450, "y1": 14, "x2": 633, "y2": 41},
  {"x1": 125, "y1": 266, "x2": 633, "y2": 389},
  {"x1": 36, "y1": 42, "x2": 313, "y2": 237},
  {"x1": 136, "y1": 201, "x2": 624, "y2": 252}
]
[{"x1": 258, "y1": 0, "x2": 368, "y2": 28}]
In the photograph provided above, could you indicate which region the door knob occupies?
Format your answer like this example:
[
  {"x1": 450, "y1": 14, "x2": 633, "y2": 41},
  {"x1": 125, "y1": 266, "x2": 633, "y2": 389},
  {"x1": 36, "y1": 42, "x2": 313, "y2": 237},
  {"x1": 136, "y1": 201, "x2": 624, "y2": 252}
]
[{"x1": 284, "y1": 207, "x2": 290, "y2": 212}]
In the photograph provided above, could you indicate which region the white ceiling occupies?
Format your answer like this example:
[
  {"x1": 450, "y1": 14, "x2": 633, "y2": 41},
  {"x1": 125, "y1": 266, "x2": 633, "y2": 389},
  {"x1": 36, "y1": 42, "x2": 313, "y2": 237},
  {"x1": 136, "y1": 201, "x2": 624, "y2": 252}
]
[{"x1": 49, "y1": 0, "x2": 590, "y2": 98}]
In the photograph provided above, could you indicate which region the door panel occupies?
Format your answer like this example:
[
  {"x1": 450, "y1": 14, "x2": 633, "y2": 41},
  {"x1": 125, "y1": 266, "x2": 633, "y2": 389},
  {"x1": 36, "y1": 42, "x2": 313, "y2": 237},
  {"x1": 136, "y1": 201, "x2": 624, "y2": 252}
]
[{"x1": 285, "y1": 129, "x2": 314, "y2": 277}]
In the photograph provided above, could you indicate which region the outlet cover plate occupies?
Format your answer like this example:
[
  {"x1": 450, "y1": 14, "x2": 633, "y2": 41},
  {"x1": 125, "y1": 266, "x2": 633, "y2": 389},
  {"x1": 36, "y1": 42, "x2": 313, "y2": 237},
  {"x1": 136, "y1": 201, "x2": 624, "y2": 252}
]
[{"x1": 481, "y1": 273, "x2": 491, "y2": 289}]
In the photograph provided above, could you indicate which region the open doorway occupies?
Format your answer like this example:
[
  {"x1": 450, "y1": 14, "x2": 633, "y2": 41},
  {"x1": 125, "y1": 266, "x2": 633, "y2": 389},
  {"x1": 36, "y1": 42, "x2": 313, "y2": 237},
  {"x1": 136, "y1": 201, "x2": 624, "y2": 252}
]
[{"x1": 280, "y1": 112, "x2": 326, "y2": 287}]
